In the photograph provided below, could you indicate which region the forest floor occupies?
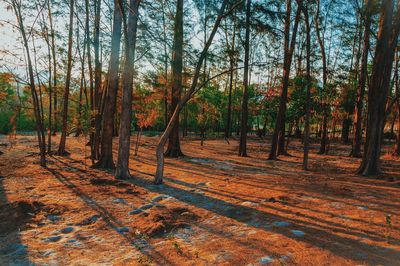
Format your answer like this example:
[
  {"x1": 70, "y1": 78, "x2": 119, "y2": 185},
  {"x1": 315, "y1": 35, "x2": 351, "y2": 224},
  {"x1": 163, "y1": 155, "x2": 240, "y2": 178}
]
[{"x1": 0, "y1": 134, "x2": 400, "y2": 266}]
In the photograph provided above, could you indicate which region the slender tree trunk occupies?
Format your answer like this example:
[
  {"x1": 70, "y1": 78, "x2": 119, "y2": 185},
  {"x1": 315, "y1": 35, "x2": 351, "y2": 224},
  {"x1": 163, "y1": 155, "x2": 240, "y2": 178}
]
[
  {"x1": 315, "y1": 0, "x2": 329, "y2": 155},
  {"x1": 57, "y1": 0, "x2": 74, "y2": 156},
  {"x1": 155, "y1": 0, "x2": 229, "y2": 184},
  {"x1": 85, "y1": 0, "x2": 94, "y2": 148},
  {"x1": 92, "y1": 0, "x2": 102, "y2": 160},
  {"x1": 302, "y1": 1, "x2": 311, "y2": 170},
  {"x1": 115, "y1": 0, "x2": 140, "y2": 179},
  {"x1": 269, "y1": 0, "x2": 301, "y2": 159},
  {"x1": 42, "y1": 5, "x2": 52, "y2": 153},
  {"x1": 351, "y1": 0, "x2": 372, "y2": 157},
  {"x1": 225, "y1": 14, "x2": 236, "y2": 139},
  {"x1": 238, "y1": 0, "x2": 251, "y2": 157},
  {"x1": 12, "y1": 0, "x2": 46, "y2": 166},
  {"x1": 47, "y1": 1, "x2": 57, "y2": 137},
  {"x1": 94, "y1": 0, "x2": 123, "y2": 169},
  {"x1": 165, "y1": 0, "x2": 184, "y2": 158},
  {"x1": 393, "y1": 50, "x2": 400, "y2": 156},
  {"x1": 161, "y1": 0, "x2": 169, "y2": 129},
  {"x1": 134, "y1": 128, "x2": 142, "y2": 156},
  {"x1": 357, "y1": 0, "x2": 400, "y2": 176}
]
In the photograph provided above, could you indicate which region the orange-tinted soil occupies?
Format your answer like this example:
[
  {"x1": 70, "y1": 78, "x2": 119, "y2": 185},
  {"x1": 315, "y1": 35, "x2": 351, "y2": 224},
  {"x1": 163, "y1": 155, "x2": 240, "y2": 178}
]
[{"x1": 0, "y1": 135, "x2": 399, "y2": 265}]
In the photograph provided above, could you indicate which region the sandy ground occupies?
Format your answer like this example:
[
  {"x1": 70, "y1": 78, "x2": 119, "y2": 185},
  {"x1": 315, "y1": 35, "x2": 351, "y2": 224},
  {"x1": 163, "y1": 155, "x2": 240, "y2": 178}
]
[{"x1": 0, "y1": 134, "x2": 399, "y2": 266}]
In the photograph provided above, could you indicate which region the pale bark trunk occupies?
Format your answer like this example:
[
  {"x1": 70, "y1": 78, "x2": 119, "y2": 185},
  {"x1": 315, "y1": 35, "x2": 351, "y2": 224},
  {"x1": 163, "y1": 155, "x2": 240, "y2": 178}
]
[
  {"x1": 57, "y1": 0, "x2": 74, "y2": 156},
  {"x1": 115, "y1": 0, "x2": 140, "y2": 179}
]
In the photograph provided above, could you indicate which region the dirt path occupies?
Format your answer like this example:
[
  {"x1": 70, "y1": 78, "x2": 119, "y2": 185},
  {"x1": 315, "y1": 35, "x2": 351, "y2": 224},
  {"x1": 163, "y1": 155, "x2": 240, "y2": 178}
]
[{"x1": 0, "y1": 135, "x2": 399, "y2": 265}]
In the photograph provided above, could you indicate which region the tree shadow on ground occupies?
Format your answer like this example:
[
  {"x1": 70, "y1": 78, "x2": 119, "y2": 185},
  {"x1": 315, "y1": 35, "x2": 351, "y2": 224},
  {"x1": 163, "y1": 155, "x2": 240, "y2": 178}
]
[
  {"x1": 45, "y1": 165, "x2": 177, "y2": 266},
  {"x1": 0, "y1": 178, "x2": 32, "y2": 265},
  {"x1": 125, "y1": 174, "x2": 400, "y2": 265}
]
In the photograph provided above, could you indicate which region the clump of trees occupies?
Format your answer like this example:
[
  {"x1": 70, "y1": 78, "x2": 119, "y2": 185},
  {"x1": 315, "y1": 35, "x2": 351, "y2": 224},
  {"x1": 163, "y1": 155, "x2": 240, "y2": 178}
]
[{"x1": 2, "y1": 0, "x2": 400, "y2": 183}]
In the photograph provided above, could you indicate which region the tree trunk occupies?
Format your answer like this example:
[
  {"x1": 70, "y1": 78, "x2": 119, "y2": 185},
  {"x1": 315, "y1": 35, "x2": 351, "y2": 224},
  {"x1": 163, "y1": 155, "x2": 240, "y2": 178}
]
[
  {"x1": 155, "y1": 0, "x2": 229, "y2": 184},
  {"x1": 134, "y1": 128, "x2": 142, "y2": 156},
  {"x1": 357, "y1": 0, "x2": 400, "y2": 176},
  {"x1": 115, "y1": 0, "x2": 140, "y2": 179},
  {"x1": 92, "y1": 0, "x2": 102, "y2": 160},
  {"x1": 351, "y1": 0, "x2": 372, "y2": 157},
  {"x1": 57, "y1": 0, "x2": 74, "y2": 156},
  {"x1": 268, "y1": 0, "x2": 301, "y2": 160},
  {"x1": 341, "y1": 118, "x2": 350, "y2": 143},
  {"x1": 85, "y1": 0, "x2": 95, "y2": 151},
  {"x1": 12, "y1": 0, "x2": 46, "y2": 166},
  {"x1": 47, "y1": 1, "x2": 57, "y2": 138},
  {"x1": 225, "y1": 14, "x2": 236, "y2": 139},
  {"x1": 165, "y1": 0, "x2": 184, "y2": 158},
  {"x1": 43, "y1": 2, "x2": 53, "y2": 153},
  {"x1": 394, "y1": 50, "x2": 400, "y2": 156},
  {"x1": 238, "y1": 0, "x2": 251, "y2": 157},
  {"x1": 301, "y1": 1, "x2": 311, "y2": 170},
  {"x1": 94, "y1": 0, "x2": 123, "y2": 169},
  {"x1": 315, "y1": 0, "x2": 329, "y2": 155}
]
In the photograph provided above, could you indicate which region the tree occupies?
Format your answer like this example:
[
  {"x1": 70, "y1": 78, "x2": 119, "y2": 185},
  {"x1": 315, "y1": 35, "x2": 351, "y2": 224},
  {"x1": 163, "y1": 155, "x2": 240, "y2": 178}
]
[
  {"x1": 57, "y1": 0, "x2": 75, "y2": 156},
  {"x1": 314, "y1": 0, "x2": 329, "y2": 155},
  {"x1": 154, "y1": 0, "x2": 233, "y2": 184},
  {"x1": 115, "y1": 0, "x2": 141, "y2": 179},
  {"x1": 268, "y1": 0, "x2": 301, "y2": 160},
  {"x1": 238, "y1": 0, "x2": 251, "y2": 157},
  {"x1": 165, "y1": 0, "x2": 184, "y2": 158},
  {"x1": 92, "y1": 0, "x2": 102, "y2": 160},
  {"x1": 393, "y1": 49, "x2": 400, "y2": 156},
  {"x1": 94, "y1": 0, "x2": 123, "y2": 169},
  {"x1": 351, "y1": 0, "x2": 372, "y2": 158},
  {"x1": 301, "y1": 0, "x2": 311, "y2": 170},
  {"x1": 357, "y1": 0, "x2": 400, "y2": 176},
  {"x1": 11, "y1": 0, "x2": 46, "y2": 166}
]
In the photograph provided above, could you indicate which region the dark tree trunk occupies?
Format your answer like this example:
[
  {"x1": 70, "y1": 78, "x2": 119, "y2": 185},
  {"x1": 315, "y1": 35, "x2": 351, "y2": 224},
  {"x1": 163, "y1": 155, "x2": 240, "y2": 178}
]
[
  {"x1": 301, "y1": 1, "x2": 311, "y2": 170},
  {"x1": 394, "y1": 50, "x2": 400, "y2": 156},
  {"x1": 57, "y1": 0, "x2": 74, "y2": 156},
  {"x1": 341, "y1": 118, "x2": 351, "y2": 144},
  {"x1": 85, "y1": 0, "x2": 95, "y2": 151},
  {"x1": 315, "y1": 0, "x2": 329, "y2": 155},
  {"x1": 92, "y1": 0, "x2": 102, "y2": 160},
  {"x1": 115, "y1": 0, "x2": 140, "y2": 179},
  {"x1": 268, "y1": 0, "x2": 301, "y2": 160},
  {"x1": 238, "y1": 0, "x2": 251, "y2": 157},
  {"x1": 351, "y1": 0, "x2": 372, "y2": 158},
  {"x1": 161, "y1": 0, "x2": 169, "y2": 130},
  {"x1": 165, "y1": 0, "x2": 184, "y2": 158},
  {"x1": 357, "y1": 0, "x2": 400, "y2": 176},
  {"x1": 225, "y1": 14, "x2": 236, "y2": 139},
  {"x1": 155, "y1": 0, "x2": 229, "y2": 184},
  {"x1": 12, "y1": 0, "x2": 46, "y2": 166},
  {"x1": 94, "y1": 0, "x2": 123, "y2": 169}
]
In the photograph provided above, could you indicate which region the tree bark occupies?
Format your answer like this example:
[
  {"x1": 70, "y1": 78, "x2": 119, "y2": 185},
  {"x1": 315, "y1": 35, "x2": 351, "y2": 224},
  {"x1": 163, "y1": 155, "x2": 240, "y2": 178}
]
[
  {"x1": 315, "y1": 0, "x2": 329, "y2": 155},
  {"x1": 94, "y1": 0, "x2": 123, "y2": 169},
  {"x1": 351, "y1": 0, "x2": 372, "y2": 157},
  {"x1": 165, "y1": 0, "x2": 184, "y2": 158},
  {"x1": 155, "y1": 0, "x2": 230, "y2": 184},
  {"x1": 57, "y1": 0, "x2": 75, "y2": 156},
  {"x1": 357, "y1": 0, "x2": 400, "y2": 176},
  {"x1": 268, "y1": 0, "x2": 301, "y2": 160},
  {"x1": 238, "y1": 0, "x2": 251, "y2": 157},
  {"x1": 47, "y1": 1, "x2": 57, "y2": 138},
  {"x1": 394, "y1": 49, "x2": 400, "y2": 156},
  {"x1": 12, "y1": 0, "x2": 46, "y2": 166},
  {"x1": 92, "y1": 0, "x2": 102, "y2": 160},
  {"x1": 301, "y1": 1, "x2": 311, "y2": 170},
  {"x1": 115, "y1": 0, "x2": 140, "y2": 179},
  {"x1": 225, "y1": 12, "x2": 236, "y2": 139}
]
